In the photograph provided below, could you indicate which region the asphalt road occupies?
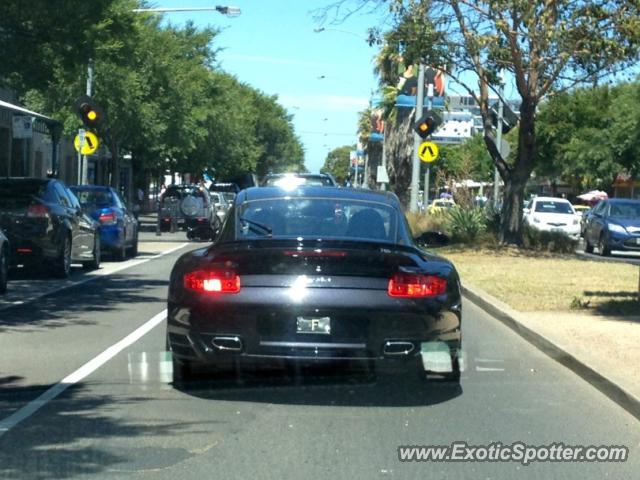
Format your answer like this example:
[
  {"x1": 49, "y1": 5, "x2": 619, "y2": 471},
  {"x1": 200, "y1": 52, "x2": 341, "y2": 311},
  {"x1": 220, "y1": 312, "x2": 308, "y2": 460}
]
[{"x1": 0, "y1": 245, "x2": 638, "y2": 479}]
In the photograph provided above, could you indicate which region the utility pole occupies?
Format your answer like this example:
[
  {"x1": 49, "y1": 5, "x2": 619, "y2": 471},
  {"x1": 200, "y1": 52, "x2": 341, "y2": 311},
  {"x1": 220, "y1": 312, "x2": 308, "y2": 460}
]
[
  {"x1": 380, "y1": 122, "x2": 387, "y2": 191},
  {"x1": 493, "y1": 71, "x2": 504, "y2": 209},
  {"x1": 410, "y1": 64, "x2": 425, "y2": 213}
]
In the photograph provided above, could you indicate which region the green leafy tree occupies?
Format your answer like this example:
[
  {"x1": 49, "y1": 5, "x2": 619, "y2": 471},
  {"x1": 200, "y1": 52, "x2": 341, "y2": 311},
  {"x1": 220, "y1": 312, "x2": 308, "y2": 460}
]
[
  {"x1": 323, "y1": 0, "x2": 640, "y2": 244},
  {"x1": 321, "y1": 145, "x2": 355, "y2": 184}
]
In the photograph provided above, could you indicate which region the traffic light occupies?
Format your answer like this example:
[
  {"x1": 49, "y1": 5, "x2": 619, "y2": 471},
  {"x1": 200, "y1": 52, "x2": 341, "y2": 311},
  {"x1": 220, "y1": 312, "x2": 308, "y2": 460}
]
[
  {"x1": 490, "y1": 103, "x2": 519, "y2": 134},
  {"x1": 75, "y1": 95, "x2": 103, "y2": 129},
  {"x1": 413, "y1": 110, "x2": 442, "y2": 139}
]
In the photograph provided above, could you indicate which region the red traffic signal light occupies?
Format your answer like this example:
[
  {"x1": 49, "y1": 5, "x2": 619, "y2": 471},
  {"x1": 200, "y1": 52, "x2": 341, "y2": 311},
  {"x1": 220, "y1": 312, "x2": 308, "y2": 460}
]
[
  {"x1": 75, "y1": 95, "x2": 103, "y2": 128},
  {"x1": 414, "y1": 110, "x2": 442, "y2": 139}
]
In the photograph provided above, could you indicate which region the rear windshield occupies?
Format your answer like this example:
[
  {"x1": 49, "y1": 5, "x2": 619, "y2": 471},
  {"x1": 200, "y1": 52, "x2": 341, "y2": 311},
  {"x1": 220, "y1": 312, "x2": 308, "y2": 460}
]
[
  {"x1": 236, "y1": 198, "x2": 398, "y2": 242},
  {"x1": 0, "y1": 181, "x2": 49, "y2": 208},
  {"x1": 609, "y1": 202, "x2": 640, "y2": 219},
  {"x1": 264, "y1": 176, "x2": 333, "y2": 187},
  {"x1": 71, "y1": 189, "x2": 113, "y2": 207},
  {"x1": 534, "y1": 201, "x2": 574, "y2": 214}
]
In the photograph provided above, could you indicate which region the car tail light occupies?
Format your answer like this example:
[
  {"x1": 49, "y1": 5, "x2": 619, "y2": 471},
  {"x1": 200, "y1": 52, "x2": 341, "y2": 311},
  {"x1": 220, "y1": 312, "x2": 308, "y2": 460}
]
[
  {"x1": 26, "y1": 204, "x2": 50, "y2": 218},
  {"x1": 98, "y1": 211, "x2": 117, "y2": 225},
  {"x1": 388, "y1": 273, "x2": 447, "y2": 298},
  {"x1": 184, "y1": 270, "x2": 241, "y2": 294}
]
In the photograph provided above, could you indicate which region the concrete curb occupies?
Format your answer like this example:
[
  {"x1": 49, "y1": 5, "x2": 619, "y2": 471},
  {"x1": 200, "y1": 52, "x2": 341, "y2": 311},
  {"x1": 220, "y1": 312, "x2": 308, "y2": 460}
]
[{"x1": 462, "y1": 283, "x2": 640, "y2": 421}]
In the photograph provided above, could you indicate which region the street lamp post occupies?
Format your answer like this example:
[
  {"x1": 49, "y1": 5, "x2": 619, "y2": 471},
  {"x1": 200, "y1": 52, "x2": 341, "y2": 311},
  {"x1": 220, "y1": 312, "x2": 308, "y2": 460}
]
[
  {"x1": 133, "y1": 5, "x2": 241, "y2": 16},
  {"x1": 313, "y1": 27, "x2": 368, "y2": 41}
]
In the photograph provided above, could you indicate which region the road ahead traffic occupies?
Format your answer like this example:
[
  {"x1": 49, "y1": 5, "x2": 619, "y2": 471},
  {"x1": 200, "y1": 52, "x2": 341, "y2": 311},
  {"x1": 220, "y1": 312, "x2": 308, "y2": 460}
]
[{"x1": 0, "y1": 243, "x2": 638, "y2": 479}]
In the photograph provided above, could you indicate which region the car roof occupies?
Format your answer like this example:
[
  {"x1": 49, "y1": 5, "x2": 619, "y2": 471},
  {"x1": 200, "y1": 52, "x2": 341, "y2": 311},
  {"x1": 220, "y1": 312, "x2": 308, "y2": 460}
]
[
  {"x1": 607, "y1": 198, "x2": 640, "y2": 204},
  {"x1": 533, "y1": 196, "x2": 571, "y2": 202},
  {"x1": 70, "y1": 185, "x2": 112, "y2": 191},
  {"x1": 237, "y1": 186, "x2": 401, "y2": 206}
]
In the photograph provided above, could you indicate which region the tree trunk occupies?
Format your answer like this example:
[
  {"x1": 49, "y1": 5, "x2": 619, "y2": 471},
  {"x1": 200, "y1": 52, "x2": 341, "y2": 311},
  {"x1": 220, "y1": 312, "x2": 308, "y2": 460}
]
[
  {"x1": 499, "y1": 97, "x2": 537, "y2": 245},
  {"x1": 386, "y1": 108, "x2": 414, "y2": 207}
]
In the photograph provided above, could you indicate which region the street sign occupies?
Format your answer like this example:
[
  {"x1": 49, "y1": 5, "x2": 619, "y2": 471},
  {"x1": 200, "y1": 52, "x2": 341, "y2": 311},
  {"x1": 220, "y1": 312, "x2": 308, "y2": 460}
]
[
  {"x1": 418, "y1": 141, "x2": 439, "y2": 163},
  {"x1": 74, "y1": 131, "x2": 99, "y2": 155}
]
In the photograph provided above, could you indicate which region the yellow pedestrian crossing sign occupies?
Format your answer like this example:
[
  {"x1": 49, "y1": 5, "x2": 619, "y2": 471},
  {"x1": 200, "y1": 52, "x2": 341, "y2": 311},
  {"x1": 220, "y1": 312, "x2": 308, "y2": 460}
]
[
  {"x1": 74, "y1": 131, "x2": 99, "y2": 155},
  {"x1": 418, "y1": 141, "x2": 439, "y2": 163}
]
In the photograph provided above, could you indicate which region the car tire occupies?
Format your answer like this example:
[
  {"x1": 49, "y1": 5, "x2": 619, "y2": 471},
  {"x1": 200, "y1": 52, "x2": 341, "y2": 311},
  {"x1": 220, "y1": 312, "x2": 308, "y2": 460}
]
[
  {"x1": 129, "y1": 232, "x2": 138, "y2": 257},
  {"x1": 83, "y1": 236, "x2": 101, "y2": 270},
  {"x1": 0, "y1": 246, "x2": 8, "y2": 294},
  {"x1": 172, "y1": 357, "x2": 195, "y2": 384},
  {"x1": 116, "y1": 236, "x2": 127, "y2": 261},
  {"x1": 52, "y1": 236, "x2": 72, "y2": 278},
  {"x1": 584, "y1": 238, "x2": 594, "y2": 254},
  {"x1": 598, "y1": 235, "x2": 611, "y2": 257}
]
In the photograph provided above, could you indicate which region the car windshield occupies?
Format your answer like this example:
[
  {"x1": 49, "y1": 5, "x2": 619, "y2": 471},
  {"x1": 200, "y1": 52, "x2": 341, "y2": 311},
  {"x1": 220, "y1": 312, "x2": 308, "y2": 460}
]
[
  {"x1": 0, "y1": 180, "x2": 48, "y2": 208},
  {"x1": 609, "y1": 202, "x2": 640, "y2": 219},
  {"x1": 71, "y1": 189, "x2": 113, "y2": 207},
  {"x1": 237, "y1": 197, "x2": 397, "y2": 242},
  {"x1": 534, "y1": 201, "x2": 574, "y2": 214}
]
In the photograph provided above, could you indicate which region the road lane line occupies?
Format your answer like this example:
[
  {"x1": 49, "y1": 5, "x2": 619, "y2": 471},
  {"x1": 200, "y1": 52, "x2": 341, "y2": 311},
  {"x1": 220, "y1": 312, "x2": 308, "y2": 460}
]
[
  {"x1": 0, "y1": 243, "x2": 189, "y2": 312},
  {"x1": 0, "y1": 309, "x2": 168, "y2": 438}
]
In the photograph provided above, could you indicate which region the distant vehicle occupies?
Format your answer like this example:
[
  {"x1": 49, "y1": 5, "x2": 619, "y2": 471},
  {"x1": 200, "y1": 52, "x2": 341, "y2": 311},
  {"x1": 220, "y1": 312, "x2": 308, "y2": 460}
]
[
  {"x1": 262, "y1": 173, "x2": 337, "y2": 188},
  {"x1": 208, "y1": 191, "x2": 230, "y2": 224},
  {"x1": 167, "y1": 186, "x2": 462, "y2": 384},
  {"x1": 572, "y1": 205, "x2": 590, "y2": 216},
  {"x1": 0, "y1": 228, "x2": 9, "y2": 294},
  {"x1": 209, "y1": 182, "x2": 240, "y2": 195},
  {"x1": 160, "y1": 185, "x2": 219, "y2": 240},
  {"x1": 583, "y1": 199, "x2": 640, "y2": 256},
  {"x1": 70, "y1": 185, "x2": 139, "y2": 260},
  {"x1": 0, "y1": 177, "x2": 100, "y2": 277},
  {"x1": 427, "y1": 199, "x2": 457, "y2": 215},
  {"x1": 523, "y1": 196, "x2": 580, "y2": 239}
]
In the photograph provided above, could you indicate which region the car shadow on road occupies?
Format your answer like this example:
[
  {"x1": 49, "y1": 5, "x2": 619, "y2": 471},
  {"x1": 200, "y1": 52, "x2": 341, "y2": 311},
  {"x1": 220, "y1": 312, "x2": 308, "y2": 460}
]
[
  {"x1": 0, "y1": 383, "x2": 219, "y2": 480},
  {"x1": 175, "y1": 363, "x2": 462, "y2": 408},
  {"x1": 0, "y1": 274, "x2": 168, "y2": 333}
]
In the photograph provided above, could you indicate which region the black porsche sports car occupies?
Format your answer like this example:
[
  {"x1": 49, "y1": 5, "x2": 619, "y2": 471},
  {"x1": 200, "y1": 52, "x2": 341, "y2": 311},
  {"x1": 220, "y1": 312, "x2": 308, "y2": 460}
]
[{"x1": 167, "y1": 186, "x2": 462, "y2": 383}]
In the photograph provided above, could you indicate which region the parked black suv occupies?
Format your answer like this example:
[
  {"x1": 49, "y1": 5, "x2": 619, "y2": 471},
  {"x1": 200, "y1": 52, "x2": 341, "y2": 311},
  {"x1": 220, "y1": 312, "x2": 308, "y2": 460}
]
[{"x1": 0, "y1": 178, "x2": 100, "y2": 277}]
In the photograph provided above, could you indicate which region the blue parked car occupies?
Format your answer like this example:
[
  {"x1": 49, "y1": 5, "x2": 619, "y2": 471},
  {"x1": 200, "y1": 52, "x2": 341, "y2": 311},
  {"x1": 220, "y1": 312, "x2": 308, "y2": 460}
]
[
  {"x1": 584, "y1": 198, "x2": 640, "y2": 256},
  {"x1": 70, "y1": 186, "x2": 139, "y2": 260}
]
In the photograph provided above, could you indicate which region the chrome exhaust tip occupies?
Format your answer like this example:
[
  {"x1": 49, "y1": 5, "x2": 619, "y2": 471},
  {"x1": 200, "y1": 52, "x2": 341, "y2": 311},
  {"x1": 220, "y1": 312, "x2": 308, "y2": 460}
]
[
  {"x1": 383, "y1": 341, "x2": 415, "y2": 356},
  {"x1": 212, "y1": 336, "x2": 243, "y2": 352}
]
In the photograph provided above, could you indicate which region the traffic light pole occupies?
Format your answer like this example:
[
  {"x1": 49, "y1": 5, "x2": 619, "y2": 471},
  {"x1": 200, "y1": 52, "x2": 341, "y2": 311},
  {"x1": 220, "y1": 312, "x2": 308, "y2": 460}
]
[
  {"x1": 423, "y1": 84, "x2": 434, "y2": 211},
  {"x1": 80, "y1": 60, "x2": 93, "y2": 185},
  {"x1": 409, "y1": 64, "x2": 425, "y2": 213}
]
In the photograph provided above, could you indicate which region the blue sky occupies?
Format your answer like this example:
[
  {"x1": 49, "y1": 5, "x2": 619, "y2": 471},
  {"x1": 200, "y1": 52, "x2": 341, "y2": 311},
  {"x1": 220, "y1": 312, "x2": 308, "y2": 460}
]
[{"x1": 153, "y1": 0, "x2": 385, "y2": 172}]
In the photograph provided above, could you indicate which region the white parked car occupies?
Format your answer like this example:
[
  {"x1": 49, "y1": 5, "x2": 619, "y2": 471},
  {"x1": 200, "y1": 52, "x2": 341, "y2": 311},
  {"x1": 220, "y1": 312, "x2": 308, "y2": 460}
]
[{"x1": 523, "y1": 197, "x2": 580, "y2": 238}]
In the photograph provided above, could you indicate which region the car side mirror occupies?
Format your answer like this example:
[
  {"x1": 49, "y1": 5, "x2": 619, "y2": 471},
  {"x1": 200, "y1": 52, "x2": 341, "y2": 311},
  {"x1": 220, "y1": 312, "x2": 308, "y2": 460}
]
[
  {"x1": 415, "y1": 230, "x2": 450, "y2": 248},
  {"x1": 523, "y1": 208, "x2": 530, "y2": 215}
]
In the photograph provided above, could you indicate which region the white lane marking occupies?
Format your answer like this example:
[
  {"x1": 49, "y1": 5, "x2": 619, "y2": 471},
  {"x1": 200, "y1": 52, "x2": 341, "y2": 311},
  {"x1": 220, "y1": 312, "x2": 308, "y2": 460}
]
[
  {"x1": 0, "y1": 309, "x2": 168, "y2": 437},
  {"x1": 0, "y1": 243, "x2": 188, "y2": 312}
]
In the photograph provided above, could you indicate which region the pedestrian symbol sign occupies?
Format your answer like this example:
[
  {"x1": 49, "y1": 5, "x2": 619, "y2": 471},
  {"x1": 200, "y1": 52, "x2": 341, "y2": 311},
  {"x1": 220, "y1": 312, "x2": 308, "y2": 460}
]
[
  {"x1": 418, "y1": 141, "x2": 439, "y2": 163},
  {"x1": 74, "y1": 131, "x2": 99, "y2": 155}
]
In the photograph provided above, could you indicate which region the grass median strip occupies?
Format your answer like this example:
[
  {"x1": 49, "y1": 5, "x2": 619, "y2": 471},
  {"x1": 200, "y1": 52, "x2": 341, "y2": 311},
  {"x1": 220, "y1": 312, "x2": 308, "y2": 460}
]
[{"x1": 437, "y1": 246, "x2": 639, "y2": 315}]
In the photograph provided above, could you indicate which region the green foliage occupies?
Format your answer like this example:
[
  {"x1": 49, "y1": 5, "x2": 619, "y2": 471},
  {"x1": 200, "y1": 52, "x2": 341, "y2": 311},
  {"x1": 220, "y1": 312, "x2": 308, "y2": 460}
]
[
  {"x1": 536, "y1": 81, "x2": 640, "y2": 189},
  {"x1": 437, "y1": 135, "x2": 495, "y2": 183},
  {"x1": 321, "y1": 145, "x2": 354, "y2": 184},
  {"x1": 447, "y1": 207, "x2": 487, "y2": 244},
  {"x1": 522, "y1": 224, "x2": 580, "y2": 254},
  {"x1": 3, "y1": 1, "x2": 304, "y2": 187}
]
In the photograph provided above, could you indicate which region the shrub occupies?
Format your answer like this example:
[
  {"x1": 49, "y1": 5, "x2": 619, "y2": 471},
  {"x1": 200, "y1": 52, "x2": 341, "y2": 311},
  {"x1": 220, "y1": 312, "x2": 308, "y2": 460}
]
[
  {"x1": 405, "y1": 211, "x2": 451, "y2": 237},
  {"x1": 523, "y1": 224, "x2": 579, "y2": 253},
  {"x1": 447, "y1": 207, "x2": 487, "y2": 244}
]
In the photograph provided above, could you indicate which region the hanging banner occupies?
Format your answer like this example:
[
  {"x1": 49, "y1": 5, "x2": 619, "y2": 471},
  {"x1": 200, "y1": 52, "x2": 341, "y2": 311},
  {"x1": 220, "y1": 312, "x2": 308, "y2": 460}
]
[
  {"x1": 396, "y1": 64, "x2": 446, "y2": 108},
  {"x1": 12, "y1": 116, "x2": 33, "y2": 139}
]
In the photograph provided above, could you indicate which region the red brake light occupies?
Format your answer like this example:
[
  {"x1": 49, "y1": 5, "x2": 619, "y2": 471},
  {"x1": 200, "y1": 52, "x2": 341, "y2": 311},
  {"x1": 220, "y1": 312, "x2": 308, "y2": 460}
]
[
  {"x1": 98, "y1": 211, "x2": 117, "y2": 225},
  {"x1": 26, "y1": 204, "x2": 50, "y2": 218},
  {"x1": 388, "y1": 273, "x2": 447, "y2": 298},
  {"x1": 184, "y1": 270, "x2": 241, "y2": 294}
]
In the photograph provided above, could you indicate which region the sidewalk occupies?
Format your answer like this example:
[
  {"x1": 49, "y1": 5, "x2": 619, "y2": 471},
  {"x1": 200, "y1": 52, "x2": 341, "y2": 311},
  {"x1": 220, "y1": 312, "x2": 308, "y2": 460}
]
[{"x1": 463, "y1": 282, "x2": 640, "y2": 419}]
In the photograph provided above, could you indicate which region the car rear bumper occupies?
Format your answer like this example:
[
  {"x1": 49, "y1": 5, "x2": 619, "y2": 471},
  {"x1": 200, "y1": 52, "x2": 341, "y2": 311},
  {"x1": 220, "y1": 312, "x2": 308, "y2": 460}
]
[
  {"x1": 167, "y1": 289, "x2": 461, "y2": 365},
  {"x1": 99, "y1": 226, "x2": 125, "y2": 249}
]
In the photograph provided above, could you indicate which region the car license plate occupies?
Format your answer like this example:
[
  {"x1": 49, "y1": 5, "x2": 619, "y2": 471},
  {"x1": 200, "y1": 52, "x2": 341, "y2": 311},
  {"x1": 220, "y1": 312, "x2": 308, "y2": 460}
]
[
  {"x1": 635, "y1": 237, "x2": 640, "y2": 245},
  {"x1": 296, "y1": 316, "x2": 331, "y2": 335}
]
